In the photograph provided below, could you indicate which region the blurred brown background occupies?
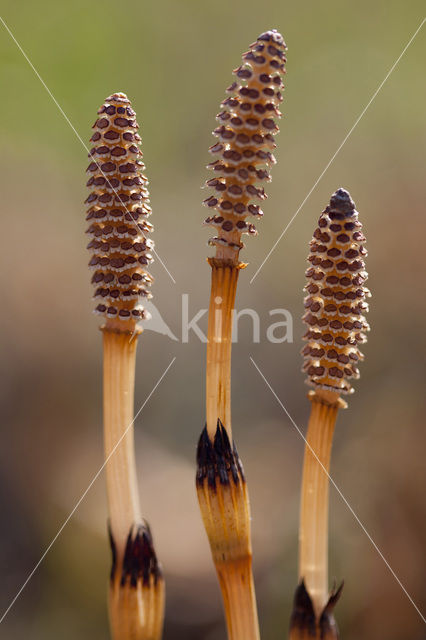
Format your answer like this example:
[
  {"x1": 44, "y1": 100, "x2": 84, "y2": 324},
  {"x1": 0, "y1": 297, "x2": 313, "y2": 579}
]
[{"x1": 0, "y1": 1, "x2": 425, "y2": 638}]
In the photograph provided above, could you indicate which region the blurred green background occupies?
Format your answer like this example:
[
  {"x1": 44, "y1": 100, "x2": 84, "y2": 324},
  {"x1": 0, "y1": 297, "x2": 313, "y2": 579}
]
[{"x1": 1, "y1": 1, "x2": 425, "y2": 638}]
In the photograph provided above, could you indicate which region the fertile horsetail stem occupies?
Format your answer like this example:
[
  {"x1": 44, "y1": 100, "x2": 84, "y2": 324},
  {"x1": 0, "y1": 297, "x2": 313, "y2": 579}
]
[
  {"x1": 197, "y1": 30, "x2": 287, "y2": 640},
  {"x1": 290, "y1": 188, "x2": 370, "y2": 639},
  {"x1": 86, "y1": 92, "x2": 164, "y2": 640}
]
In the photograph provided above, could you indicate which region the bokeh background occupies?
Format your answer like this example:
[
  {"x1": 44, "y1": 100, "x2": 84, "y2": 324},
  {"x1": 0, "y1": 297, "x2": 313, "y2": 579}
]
[{"x1": 0, "y1": 1, "x2": 425, "y2": 638}]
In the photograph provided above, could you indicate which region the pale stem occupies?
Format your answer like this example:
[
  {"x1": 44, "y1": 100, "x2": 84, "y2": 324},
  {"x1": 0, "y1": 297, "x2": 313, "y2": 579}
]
[
  {"x1": 103, "y1": 328, "x2": 141, "y2": 563},
  {"x1": 206, "y1": 260, "x2": 241, "y2": 439},
  {"x1": 298, "y1": 394, "x2": 339, "y2": 617},
  {"x1": 217, "y1": 558, "x2": 259, "y2": 640}
]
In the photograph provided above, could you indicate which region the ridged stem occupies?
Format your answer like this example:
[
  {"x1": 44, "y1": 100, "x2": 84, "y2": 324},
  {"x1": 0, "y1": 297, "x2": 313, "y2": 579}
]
[
  {"x1": 215, "y1": 536, "x2": 259, "y2": 639},
  {"x1": 298, "y1": 392, "x2": 342, "y2": 617},
  {"x1": 206, "y1": 259, "x2": 243, "y2": 439},
  {"x1": 103, "y1": 328, "x2": 141, "y2": 559},
  {"x1": 109, "y1": 578, "x2": 165, "y2": 640}
]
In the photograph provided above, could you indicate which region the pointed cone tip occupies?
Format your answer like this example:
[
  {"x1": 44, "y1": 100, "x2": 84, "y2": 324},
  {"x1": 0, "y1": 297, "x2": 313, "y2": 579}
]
[{"x1": 329, "y1": 188, "x2": 355, "y2": 213}]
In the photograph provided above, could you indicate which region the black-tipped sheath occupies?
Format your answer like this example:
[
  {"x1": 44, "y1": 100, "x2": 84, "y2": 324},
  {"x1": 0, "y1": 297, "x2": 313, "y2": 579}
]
[
  {"x1": 289, "y1": 580, "x2": 344, "y2": 639},
  {"x1": 120, "y1": 522, "x2": 162, "y2": 588},
  {"x1": 196, "y1": 420, "x2": 245, "y2": 490},
  {"x1": 109, "y1": 521, "x2": 162, "y2": 588}
]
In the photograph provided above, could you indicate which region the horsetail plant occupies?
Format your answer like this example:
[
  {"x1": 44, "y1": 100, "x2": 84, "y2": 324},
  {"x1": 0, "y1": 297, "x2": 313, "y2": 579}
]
[
  {"x1": 86, "y1": 92, "x2": 165, "y2": 640},
  {"x1": 289, "y1": 188, "x2": 370, "y2": 639},
  {"x1": 196, "y1": 30, "x2": 287, "y2": 640}
]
